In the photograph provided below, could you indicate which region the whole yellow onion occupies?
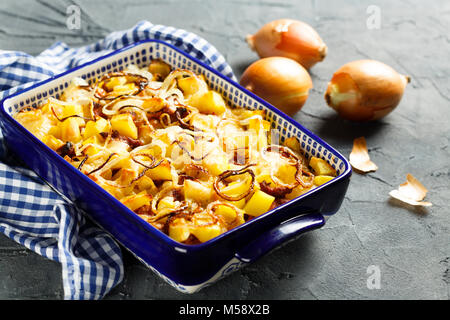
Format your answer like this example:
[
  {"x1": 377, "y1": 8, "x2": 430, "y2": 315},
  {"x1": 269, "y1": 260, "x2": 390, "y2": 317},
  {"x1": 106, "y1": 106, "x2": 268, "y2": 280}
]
[
  {"x1": 240, "y1": 57, "x2": 313, "y2": 116},
  {"x1": 246, "y1": 19, "x2": 327, "y2": 69},
  {"x1": 324, "y1": 60, "x2": 410, "y2": 121}
]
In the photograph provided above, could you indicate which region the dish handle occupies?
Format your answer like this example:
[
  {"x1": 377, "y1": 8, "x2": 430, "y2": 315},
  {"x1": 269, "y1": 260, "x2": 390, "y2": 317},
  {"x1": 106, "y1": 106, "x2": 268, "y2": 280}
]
[{"x1": 235, "y1": 212, "x2": 325, "y2": 263}]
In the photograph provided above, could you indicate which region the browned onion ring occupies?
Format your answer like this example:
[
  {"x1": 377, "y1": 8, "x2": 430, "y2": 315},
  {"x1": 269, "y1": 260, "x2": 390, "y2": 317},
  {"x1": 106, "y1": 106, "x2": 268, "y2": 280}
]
[
  {"x1": 182, "y1": 164, "x2": 210, "y2": 181},
  {"x1": 174, "y1": 139, "x2": 211, "y2": 161},
  {"x1": 129, "y1": 154, "x2": 164, "y2": 184},
  {"x1": 102, "y1": 167, "x2": 156, "y2": 189},
  {"x1": 77, "y1": 154, "x2": 89, "y2": 171},
  {"x1": 213, "y1": 164, "x2": 256, "y2": 201},
  {"x1": 295, "y1": 163, "x2": 314, "y2": 188},
  {"x1": 51, "y1": 106, "x2": 95, "y2": 122},
  {"x1": 259, "y1": 180, "x2": 293, "y2": 198},
  {"x1": 86, "y1": 152, "x2": 116, "y2": 176},
  {"x1": 131, "y1": 153, "x2": 163, "y2": 170},
  {"x1": 207, "y1": 202, "x2": 240, "y2": 225},
  {"x1": 159, "y1": 113, "x2": 172, "y2": 127},
  {"x1": 117, "y1": 105, "x2": 145, "y2": 112},
  {"x1": 93, "y1": 72, "x2": 148, "y2": 101},
  {"x1": 263, "y1": 145, "x2": 314, "y2": 189},
  {"x1": 161, "y1": 204, "x2": 204, "y2": 234},
  {"x1": 154, "y1": 203, "x2": 189, "y2": 223},
  {"x1": 263, "y1": 145, "x2": 300, "y2": 165},
  {"x1": 174, "y1": 106, "x2": 200, "y2": 131}
]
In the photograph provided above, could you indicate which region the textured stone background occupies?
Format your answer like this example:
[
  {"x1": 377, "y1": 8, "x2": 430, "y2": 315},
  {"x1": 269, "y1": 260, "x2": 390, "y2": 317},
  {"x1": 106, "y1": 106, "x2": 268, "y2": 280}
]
[{"x1": 0, "y1": 0, "x2": 449, "y2": 300}]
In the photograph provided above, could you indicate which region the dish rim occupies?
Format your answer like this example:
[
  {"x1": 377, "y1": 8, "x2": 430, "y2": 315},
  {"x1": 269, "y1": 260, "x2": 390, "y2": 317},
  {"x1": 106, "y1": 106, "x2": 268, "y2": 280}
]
[{"x1": 0, "y1": 39, "x2": 352, "y2": 252}]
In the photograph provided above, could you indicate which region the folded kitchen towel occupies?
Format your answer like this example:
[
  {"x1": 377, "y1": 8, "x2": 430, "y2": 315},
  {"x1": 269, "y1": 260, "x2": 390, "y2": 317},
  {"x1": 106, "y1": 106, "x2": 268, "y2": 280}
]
[{"x1": 0, "y1": 20, "x2": 235, "y2": 300}]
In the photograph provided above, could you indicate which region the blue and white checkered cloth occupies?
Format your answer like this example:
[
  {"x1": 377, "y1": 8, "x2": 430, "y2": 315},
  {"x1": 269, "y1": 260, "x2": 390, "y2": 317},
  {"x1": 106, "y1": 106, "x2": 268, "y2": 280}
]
[{"x1": 0, "y1": 20, "x2": 235, "y2": 300}]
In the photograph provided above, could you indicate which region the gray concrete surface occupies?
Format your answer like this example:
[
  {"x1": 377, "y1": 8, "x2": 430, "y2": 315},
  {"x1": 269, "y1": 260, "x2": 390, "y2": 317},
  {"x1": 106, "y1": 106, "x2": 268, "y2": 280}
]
[{"x1": 0, "y1": 0, "x2": 449, "y2": 300}]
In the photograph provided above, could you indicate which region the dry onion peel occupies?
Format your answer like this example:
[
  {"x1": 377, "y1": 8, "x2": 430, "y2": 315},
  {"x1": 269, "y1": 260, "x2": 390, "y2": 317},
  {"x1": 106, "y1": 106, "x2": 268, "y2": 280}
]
[
  {"x1": 389, "y1": 174, "x2": 432, "y2": 207},
  {"x1": 349, "y1": 137, "x2": 378, "y2": 173}
]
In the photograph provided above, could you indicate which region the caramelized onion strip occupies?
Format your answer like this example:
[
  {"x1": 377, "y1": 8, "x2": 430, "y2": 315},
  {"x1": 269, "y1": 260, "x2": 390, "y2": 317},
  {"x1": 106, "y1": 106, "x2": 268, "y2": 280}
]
[
  {"x1": 87, "y1": 153, "x2": 117, "y2": 176},
  {"x1": 295, "y1": 163, "x2": 314, "y2": 188},
  {"x1": 263, "y1": 144, "x2": 314, "y2": 190},
  {"x1": 213, "y1": 164, "x2": 256, "y2": 201},
  {"x1": 93, "y1": 72, "x2": 148, "y2": 101},
  {"x1": 77, "y1": 155, "x2": 89, "y2": 171},
  {"x1": 51, "y1": 106, "x2": 95, "y2": 122},
  {"x1": 131, "y1": 153, "x2": 163, "y2": 170},
  {"x1": 174, "y1": 137, "x2": 211, "y2": 162}
]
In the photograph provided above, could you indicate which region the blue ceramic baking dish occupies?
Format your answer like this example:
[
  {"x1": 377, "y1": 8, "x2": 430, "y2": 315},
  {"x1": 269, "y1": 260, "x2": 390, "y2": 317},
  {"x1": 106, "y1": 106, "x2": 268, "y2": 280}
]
[{"x1": 0, "y1": 39, "x2": 351, "y2": 293}]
